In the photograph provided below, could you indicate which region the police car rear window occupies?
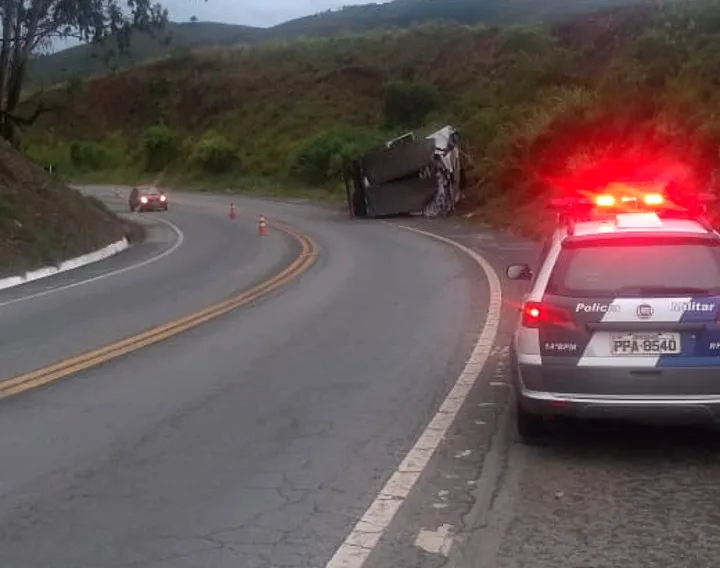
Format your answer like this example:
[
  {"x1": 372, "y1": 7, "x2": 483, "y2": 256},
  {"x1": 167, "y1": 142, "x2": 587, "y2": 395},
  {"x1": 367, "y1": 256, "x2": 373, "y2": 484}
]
[{"x1": 548, "y1": 240, "x2": 720, "y2": 298}]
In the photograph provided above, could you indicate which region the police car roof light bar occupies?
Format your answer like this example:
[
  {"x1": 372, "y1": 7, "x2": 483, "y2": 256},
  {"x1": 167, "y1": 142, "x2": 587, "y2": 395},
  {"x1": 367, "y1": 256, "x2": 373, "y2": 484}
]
[{"x1": 551, "y1": 191, "x2": 717, "y2": 227}]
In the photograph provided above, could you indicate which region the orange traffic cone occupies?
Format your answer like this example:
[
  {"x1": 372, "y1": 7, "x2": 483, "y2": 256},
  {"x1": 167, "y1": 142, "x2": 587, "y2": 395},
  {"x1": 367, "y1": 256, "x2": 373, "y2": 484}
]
[
  {"x1": 258, "y1": 215, "x2": 267, "y2": 236},
  {"x1": 229, "y1": 202, "x2": 236, "y2": 220}
]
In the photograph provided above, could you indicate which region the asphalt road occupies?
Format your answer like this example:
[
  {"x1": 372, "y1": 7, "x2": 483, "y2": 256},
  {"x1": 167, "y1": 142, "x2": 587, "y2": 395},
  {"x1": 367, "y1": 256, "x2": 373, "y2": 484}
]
[
  {"x1": 0, "y1": 187, "x2": 298, "y2": 379},
  {"x1": 0, "y1": 189, "x2": 491, "y2": 567},
  {"x1": 3, "y1": 191, "x2": 719, "y2": 568}
]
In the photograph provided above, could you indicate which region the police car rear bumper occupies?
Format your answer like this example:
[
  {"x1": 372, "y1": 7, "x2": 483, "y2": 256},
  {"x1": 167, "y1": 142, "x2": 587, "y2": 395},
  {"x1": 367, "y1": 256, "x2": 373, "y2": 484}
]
[{"x1": 516, "y1": 363, "x2": 720, "y2": 422}]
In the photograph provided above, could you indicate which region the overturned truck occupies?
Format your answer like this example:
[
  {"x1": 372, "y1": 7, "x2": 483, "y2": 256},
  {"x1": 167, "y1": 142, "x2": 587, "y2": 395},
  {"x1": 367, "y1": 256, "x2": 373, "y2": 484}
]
[{"x1": 344, "y1": 125, "x2": 464, "y2": 218}]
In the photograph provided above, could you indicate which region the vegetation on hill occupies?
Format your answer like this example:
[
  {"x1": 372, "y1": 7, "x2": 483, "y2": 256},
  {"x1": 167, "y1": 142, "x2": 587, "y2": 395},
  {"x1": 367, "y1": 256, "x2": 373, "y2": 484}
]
[
  {"x1": 27, "y1": 22, "x2": 263, "y2": 90},
  {"x1": 27, "y1": 0, "x2": 642, "y2": 90},
  {"x1": 266, "y1": 0, "x2": 638, "y2": 38},
  {"x1": 0, "y1": 140, "x2": 125, "y2": 277},
  {"x1": 23, "y1": 0, "x2": 720, "y2": 237}
]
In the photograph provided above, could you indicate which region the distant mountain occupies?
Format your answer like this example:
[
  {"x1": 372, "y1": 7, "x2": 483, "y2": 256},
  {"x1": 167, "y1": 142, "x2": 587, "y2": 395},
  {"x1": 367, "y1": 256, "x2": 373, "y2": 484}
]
[
  {"x1": 27, "y1": 22, "x2": 264, "y2": 89},
  {"x1": 26, "y1": 0, "x2": 644, "y2": 89},
  {"x1": 266, "y1": 0, "x2": 641, "y2": 37}
]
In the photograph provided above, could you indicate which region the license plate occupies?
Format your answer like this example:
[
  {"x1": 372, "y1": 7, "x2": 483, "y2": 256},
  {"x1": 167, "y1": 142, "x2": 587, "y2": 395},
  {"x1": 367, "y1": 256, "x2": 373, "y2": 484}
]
[{"x1": 610, "y1": 332, "x2": 681, "y2": 355}]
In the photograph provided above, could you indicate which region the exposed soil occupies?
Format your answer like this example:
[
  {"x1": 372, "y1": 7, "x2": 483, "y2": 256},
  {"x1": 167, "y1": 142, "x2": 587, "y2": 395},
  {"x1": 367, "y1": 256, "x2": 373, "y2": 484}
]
[{"x1": 0, "y1": 140, "x2": 125, "y2": 277}]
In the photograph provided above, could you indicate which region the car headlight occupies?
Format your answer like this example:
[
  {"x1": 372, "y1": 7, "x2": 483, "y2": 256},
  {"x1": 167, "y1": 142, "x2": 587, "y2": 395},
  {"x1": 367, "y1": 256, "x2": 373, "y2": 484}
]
[{"x1": 140, "y1": 197, "x2": 148, "y2": 203}]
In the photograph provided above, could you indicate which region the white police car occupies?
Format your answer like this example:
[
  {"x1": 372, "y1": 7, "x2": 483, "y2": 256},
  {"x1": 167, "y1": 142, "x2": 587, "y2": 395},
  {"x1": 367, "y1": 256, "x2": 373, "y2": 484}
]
[{"x1": 506, "y1": 188, "x2": 720, "y2": 443}]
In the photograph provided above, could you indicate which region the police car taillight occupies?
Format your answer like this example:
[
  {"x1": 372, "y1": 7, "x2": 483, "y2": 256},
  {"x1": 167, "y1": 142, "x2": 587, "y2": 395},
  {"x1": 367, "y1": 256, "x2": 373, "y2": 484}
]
[{"x1": 521, "y1": 301, "x2": 572, "y2": 328}]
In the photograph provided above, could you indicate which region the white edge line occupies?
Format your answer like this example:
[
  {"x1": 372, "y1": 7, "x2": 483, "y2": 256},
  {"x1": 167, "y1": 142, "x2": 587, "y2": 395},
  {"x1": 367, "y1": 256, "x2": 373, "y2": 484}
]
[
  {"x1": 323, "y1": 223, "x2": 503, "y2": 568},
  {"x1": 0, "y1": 218, "x2": 184, "y2": 309},
  {"x1": 0, "y1": 238, "x2": 129, "y2": 291}
]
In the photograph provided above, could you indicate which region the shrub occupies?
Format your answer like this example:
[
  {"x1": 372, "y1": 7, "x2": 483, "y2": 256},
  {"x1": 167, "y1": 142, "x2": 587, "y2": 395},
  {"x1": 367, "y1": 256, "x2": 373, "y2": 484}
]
[
  {"x1": 142, "y1": 124, "x2": 178, "y2": 171},
  {"x1": 69, "y1": 140, "x2": 110, "y2": 170},
  {"x1": 192, "y1": 132, "x2": 237, "y2": 173},
  {"x1": 382, "y1": 80, "x2": 441, "y2": 129},
  {"x1": 290, "y1": 125, "x2": 383, "y2": 186}
]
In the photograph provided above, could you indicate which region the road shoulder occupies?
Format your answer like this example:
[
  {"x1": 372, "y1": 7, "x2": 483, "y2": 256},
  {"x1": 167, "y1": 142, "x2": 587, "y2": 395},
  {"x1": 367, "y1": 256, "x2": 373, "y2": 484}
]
[
  {"x1": 353, "y1": 217, "x2": 537, "y2": 568},
  {"x1": 0, "y1": 214, "x2": 180, "y2": 308}
]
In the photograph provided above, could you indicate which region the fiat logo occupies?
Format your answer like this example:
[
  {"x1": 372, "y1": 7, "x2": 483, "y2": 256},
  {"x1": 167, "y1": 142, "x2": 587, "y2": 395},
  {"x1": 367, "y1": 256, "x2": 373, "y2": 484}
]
[{"x1": 636, "y1": 304, "x2": 653, "y2": 319}]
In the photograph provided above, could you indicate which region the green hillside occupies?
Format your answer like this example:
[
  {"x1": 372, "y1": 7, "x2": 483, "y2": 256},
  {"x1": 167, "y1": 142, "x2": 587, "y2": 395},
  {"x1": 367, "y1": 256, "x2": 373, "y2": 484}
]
[
  {"x1": 23, "y1": 0, "x2": 720, "y2": 237},
  {"x1": 267, "y1": 0, "x2": 641, "y2": 37},
  {"x1": 27, "y1": 0, "x2": 644, "y2": 89},
  {"x1": 27, "y1": 22, "x2": 263, "y2": 89}
]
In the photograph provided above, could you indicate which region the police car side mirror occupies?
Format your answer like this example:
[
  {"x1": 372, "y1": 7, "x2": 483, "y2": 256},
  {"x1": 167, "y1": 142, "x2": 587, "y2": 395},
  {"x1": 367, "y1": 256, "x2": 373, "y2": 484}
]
[{"x1": 506, "y1": 263, "x2": 532, "y2": 281}]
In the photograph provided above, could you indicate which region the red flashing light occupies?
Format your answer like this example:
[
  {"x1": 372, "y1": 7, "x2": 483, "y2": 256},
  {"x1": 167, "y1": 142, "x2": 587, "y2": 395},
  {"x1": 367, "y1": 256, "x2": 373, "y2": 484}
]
[
  {"x1": 521, "y1": 301, "x2": 573, "y2": 328},
  {"x1": 643, "y1": 193, "x2": 664, "y2": 205},
  {"x1": 553, "y1": 190, "x2": 681, "y2": 210},
  {"x1": 595, "y1": 194, "x2": 616, "y2": 207},
  {"x1": 551, "y1": 188, "x2": 717, "y2": 223}
]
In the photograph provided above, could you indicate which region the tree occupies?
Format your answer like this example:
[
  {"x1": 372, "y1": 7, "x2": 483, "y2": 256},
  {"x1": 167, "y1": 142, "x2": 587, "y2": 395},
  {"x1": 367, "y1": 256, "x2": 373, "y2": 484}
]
[{"x1": 0, "y1": 0, "x2": 169, "y2": 145}]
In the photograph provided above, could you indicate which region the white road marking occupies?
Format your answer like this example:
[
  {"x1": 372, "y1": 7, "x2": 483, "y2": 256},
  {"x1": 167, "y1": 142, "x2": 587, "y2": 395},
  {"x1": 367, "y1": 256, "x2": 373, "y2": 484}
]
[
  {"x1": 0, "y1": 218, "x2": 184, "y2": 309},
  {"x1": 324, "y1": 224, "x2": 502, "y2": 568}
]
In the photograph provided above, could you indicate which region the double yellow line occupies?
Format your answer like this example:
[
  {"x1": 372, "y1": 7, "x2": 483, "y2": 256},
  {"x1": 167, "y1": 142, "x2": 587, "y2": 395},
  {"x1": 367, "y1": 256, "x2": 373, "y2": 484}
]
[{"x1": 0, "y1": 222, "x2": 317, "y2": 400}]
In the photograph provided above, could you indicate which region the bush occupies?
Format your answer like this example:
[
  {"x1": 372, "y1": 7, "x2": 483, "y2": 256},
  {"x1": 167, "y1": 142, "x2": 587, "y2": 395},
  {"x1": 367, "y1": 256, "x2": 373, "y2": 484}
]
[
  {"x1": 382, "y1": 80, "x2": 441, "y2": 129},
  {"x1": 290, "y1": 125, "x2": 383, "y2": 186},
  {"x1": 192, "y1": 132, "x2": 237, "y2": 173},
  {"x1": 142, "y1": 124, "x2": 178, "y2": 171},
  {"x1": 69, "y1": 140, "x2": 110, "y2": 170}
]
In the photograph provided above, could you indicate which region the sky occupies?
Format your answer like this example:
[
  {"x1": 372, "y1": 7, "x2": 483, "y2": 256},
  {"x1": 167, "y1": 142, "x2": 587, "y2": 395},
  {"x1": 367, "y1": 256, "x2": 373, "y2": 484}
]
[{"x1": 166, "y1": 0, "x2": 378, "y2": 27}]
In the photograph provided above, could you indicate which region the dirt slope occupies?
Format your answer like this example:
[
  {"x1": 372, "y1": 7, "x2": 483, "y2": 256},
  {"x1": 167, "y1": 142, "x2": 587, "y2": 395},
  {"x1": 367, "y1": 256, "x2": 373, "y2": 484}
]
[{"x1": 0, "y1": 140, "x2": 125, "y2": 277}]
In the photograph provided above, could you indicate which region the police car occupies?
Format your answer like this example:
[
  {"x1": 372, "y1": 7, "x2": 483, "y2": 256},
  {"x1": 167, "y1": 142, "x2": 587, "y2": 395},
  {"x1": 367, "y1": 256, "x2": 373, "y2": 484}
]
[{"x1": 506, "y1": 187, "x2": 720, "y2": 443}]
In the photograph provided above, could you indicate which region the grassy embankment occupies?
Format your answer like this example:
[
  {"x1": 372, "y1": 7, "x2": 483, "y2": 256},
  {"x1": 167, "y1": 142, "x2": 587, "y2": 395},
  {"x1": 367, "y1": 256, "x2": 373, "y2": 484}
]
[
  {"x1": 23, "y1": 0, "x2": 720, "y2": 238},
  {"x1": 0, "y1": 139, "x2": 125, "y2": 277}
]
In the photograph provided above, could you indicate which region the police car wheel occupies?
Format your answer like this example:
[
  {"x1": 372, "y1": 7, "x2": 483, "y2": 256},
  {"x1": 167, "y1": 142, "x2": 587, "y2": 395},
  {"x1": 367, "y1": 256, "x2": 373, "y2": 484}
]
[{"x1": 516, "y1": 404, "x2": 554, "y2": 445}]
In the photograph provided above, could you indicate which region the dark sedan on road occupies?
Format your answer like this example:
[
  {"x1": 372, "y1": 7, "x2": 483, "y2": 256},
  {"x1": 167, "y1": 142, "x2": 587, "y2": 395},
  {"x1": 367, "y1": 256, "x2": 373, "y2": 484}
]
[{"x1": 129, "y1": 186, "x2": 168, "y2": 212}]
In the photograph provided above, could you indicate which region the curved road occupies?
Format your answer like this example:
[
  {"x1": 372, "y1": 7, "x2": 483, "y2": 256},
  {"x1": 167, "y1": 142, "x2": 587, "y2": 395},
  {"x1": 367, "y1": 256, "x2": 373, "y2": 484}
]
[
  {"x1": 3, "y1": 189, "x2": 720, "y2": 568},
  {"x1": 0, "y1": 188, "x2": 492, "y2": 567}
]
